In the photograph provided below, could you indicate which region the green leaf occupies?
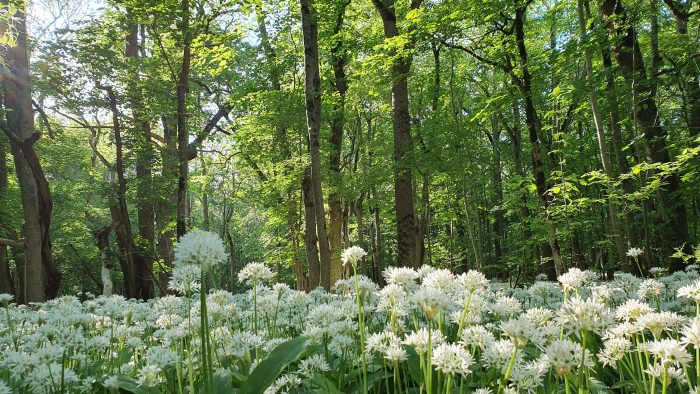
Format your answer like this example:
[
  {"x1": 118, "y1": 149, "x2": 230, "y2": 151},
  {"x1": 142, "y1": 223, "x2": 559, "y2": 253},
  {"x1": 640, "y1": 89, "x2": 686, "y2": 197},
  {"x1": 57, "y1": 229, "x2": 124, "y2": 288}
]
[
  {"x1": 404, "y1": 345, "x2": 423, "y2": 386},
  {"x1": 213, "y1": 373, "x2": 234, "y2": 393},
  {"x1": 239, "y1": 336, "x2": 310, "y2": 394},
  {"x1": 110, "y1": 376, "x2": 155, "y2": 394},
  {"x1": 313, "y1": 373, "x2": 343, "y2": 394}
]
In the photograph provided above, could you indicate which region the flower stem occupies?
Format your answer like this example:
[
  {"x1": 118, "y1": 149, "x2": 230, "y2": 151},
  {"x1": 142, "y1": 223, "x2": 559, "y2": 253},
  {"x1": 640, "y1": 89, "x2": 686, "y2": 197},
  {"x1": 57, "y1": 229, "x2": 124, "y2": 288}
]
[
  {"x1": 498, "y1": 345, "x2": 518, "y2": 394},
  {"x1": 662, "y1": 366, "x2": 668, "y2": 394},
  {"x1": 353, "y1": 265, "x2": 368, "y2": 394}
]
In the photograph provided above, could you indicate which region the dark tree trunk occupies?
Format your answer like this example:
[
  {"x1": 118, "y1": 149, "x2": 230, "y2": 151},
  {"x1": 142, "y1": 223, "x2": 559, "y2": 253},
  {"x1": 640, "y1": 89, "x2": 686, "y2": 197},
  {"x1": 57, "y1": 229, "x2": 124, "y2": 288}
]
[
  {"x1": 156, "y1": 117, "x2": 178, "y2": 294},
  {"x1": 97, "y1": 83, "x2": 137, "y2": 298},
  {"x1": 601, "y1": 0, "x2": 690, "y2": 271},
  {"x1": 513, "y1": 6, "x2": 564, "y2": 276},
  {"x1": 506, "y1": 99, "x2": 537, "y2": 270},
  {"x1": 328, "y1": 0, "x2": 350, "y2": 285},
  {"x1": 302, "y1": 167, "x2": 321, "y2": 289},
  {"x1": 662, "y1": 0, "x2": 700, "y2": 136},
  {"x1": 176, "y1": 0, "x2": 192, "y2": 239},
  {"x1": 372, "y1": 0, "x2": 422, "y2": 268},
  {"x1": 125, "y1": 15, "x2": 155, "y2": 299},
  {"x1": 300, "y1": 0, "x2": 331, "y2": 289},
  {"x1": 601, "y1": 46, "x2": 640, "y2": 251}
]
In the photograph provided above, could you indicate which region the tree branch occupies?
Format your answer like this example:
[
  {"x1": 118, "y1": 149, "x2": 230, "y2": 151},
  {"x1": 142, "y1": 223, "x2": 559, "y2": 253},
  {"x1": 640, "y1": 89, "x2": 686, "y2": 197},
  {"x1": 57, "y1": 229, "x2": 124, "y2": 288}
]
[
  {"x1": 32, "y1": 100, "x2": 56, "y2": 139},
  {"x1": 0, "y1": 238, "x2": 24, "y2": 248}
]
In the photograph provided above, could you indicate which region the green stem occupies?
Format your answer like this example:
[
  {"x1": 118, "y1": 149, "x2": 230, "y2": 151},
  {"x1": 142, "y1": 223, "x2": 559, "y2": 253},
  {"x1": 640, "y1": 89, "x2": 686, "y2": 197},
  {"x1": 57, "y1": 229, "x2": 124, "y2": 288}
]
[
  {"x1": 354, "y1": 265, "x2": 368, "y2": 394},
  {"x1": 456, "y1": 291, "x2": 474, "y2": 340},
  {"x1": 661, "y1": 366, "x2": 668, "y2": 394},
  {"x1": 498, "y1": 345, "x2": 518, "y2": 394},
  {"x1": 427, "y1": 321, "x2": 433, "y2": 394},
  {"x1": 200, "y1": 272, "x2": 210, "y2": 393},
  {"x1": 578, "y1": 331, "x2": 588, "y2": 394},
  {"x1": 253, "y1": 279, "x2": 258, "y2": 335}
]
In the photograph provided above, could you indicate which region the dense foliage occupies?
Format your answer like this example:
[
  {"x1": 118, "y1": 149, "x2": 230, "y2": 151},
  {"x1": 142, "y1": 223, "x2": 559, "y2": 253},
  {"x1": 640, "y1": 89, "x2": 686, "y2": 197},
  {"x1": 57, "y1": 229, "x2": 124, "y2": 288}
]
[{"x1": 0, "y1": 0, "x2": 698, "y2": 299}]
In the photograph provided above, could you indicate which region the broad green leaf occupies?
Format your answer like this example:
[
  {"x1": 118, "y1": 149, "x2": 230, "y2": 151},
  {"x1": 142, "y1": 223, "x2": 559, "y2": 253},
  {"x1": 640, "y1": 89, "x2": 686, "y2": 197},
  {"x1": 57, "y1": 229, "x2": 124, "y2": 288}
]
[
  {"x1": 313, "y1": 373, "x2": 343, "y2": 394},
  {"x1": 111, "y1": 376, "x2": 155, "y2": 394},
  {"x1": 239, "y1": 336, "x2": 309, "y2": 394},
  {"x1": 404, "y1": 345, "x2": 423, "y2": 386}
]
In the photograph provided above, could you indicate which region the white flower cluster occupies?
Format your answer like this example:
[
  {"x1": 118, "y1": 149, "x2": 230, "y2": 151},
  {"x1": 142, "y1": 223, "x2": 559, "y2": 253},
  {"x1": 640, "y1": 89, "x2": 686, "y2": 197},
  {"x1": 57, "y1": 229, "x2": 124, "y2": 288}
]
[
  {"x1": 238, "y1": 262, "x2": 274, "y2": 285},
  {"x1": 341, "y1": 246, "x2": 367, "y2": 267},
  {"x1": 174, "y1": 230, "x2": 228, "y2": 271},
  {"x1": 2, "y1": 263, "x2": 700, "y2": 393}
]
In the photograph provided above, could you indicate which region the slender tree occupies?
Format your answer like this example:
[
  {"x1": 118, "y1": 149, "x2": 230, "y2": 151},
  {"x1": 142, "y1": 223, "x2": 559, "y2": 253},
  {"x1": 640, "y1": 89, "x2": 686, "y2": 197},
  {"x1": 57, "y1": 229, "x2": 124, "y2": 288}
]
[
  {"x1": 372, "y1": 0, "x2": 422, "y2": 268},
  {"x1": 300, "y1": 0, "x2": 332, "y2": 289}
]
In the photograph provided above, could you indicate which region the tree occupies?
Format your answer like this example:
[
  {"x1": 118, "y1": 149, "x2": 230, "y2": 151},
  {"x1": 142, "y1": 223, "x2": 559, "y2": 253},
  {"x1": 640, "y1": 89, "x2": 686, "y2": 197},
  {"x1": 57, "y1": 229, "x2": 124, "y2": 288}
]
[
  {"x1": 601, "y1": 0, "x2": 691, "y2": 272},
  {"x1": 300, "y1": 0, "x2": 332, "y2": 289},
  {"x1": 0, "y1": 1, "x2": 61, "y2": 302},
  {"x1": 372, "y1": 0, "x2": 422, "y2": 268}
]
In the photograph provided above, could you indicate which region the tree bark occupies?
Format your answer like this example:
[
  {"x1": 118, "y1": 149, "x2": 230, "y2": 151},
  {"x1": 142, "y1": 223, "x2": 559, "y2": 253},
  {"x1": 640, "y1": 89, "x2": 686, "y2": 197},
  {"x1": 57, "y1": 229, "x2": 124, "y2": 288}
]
[
  {"x1": 601, "y1": 0, "x2": 690, "y2": 271},
  {"x1": 1, "y1": 4, "x2": 60, "y2": 302},
  {"x1": 95, "y1": 225, "x2": 114, "y2": 296},
  {"x1": 662, "y1": 0, "x2": 700, "y2": 137},
  {"x1": 328, "y1": 0, "x2": 350, "y2": 287},
  {"x1": 97, "y1": 83, "x2": 137, "y2": 298},
  {"x1": 156, "y1": 116, "x2": 178, "y2": 294},
  {"x1": 126, "y1": 14, "x2": 155, "y2": 299},
  {"x1": 176, "y1": 0, "x2": 192, "y2": 239},
  {"x1": 300, "y1": 0, "x2": 332, "y2": 289},
  {"x1": 302, "y1": 167, "x2": 321, "y2": 289},
  {"x1": 372, "y1": 0, "x2": 422, "y2": 268},
  {"x1": 0, "y1": 131, "x2": 14, "y2": 296}
]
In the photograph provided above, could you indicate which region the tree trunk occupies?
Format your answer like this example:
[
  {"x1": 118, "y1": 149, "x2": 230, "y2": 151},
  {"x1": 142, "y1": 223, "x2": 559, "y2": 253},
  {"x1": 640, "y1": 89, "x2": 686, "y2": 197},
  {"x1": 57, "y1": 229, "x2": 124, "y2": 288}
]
[
  {"x1": 601, "y1": 46, "x2": 639, "y2": 252},
  {"x1": 302, "y1": 167, "x2": 321, "y2": 289},
  {"x1": 414, "y1": 44, "x2": 439, "y2": 268},
  {"x1": 176, "y1": 0, "x2": 192, "y2": 239},
  {"x1": 506, "y1": 99, "x2": 538, "y2": 272},
  {"x1": 372, "y1": 0, "x2": 422, "y2": 268},
  {"x1": 125, "y1": 15, "x2": 155, "y2": 299},
  {"x1": 577, "y1": 0, "x2": 629, "y2": 271},
  {"x1": 370, "y1": 189, "x2": 383, "y2": 285},
  {"x1": 300, "y1": 0, "x2": 332, "y2": 289},
  {"x1": 95, "y1": 225, "x2": 114, "y2": 296},
  {"x1": 0, "y1": 132, "x2": 15, "y2": 296},
  {"x1": 97, "y1": 83, "x2": 137, "y2": 298},
  {"x1": 513, "y1": 6, "x2": 564, "y2": 276},
  {"x1": 355, "y1": 193, "x2": 367, "y2": 275},
  {"x1": 1, "y1": 4, "x2": 60, "y2": 302},
  {"x1": 328, "y1": 0, "x2": 350, "y2": 285},
  {"x1": 156, "y1": 117, "x2": 178, "y2": 294},
  {"x1": 662, "y1": 0, "x2": 700, "y2": 136},
  {"x1": 488, "y1": 116, "x2": 505, "y2": 267},
  {"x1": 601, "y1": 0, "x2": 690, "y2": 271}
]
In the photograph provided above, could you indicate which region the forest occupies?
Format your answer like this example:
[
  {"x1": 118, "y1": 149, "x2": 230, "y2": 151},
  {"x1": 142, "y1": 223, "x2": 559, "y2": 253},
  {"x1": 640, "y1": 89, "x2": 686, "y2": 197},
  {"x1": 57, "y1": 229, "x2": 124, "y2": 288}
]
[{"x1": 0, "y1": 0, "x2": 700, "y2": 392}]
